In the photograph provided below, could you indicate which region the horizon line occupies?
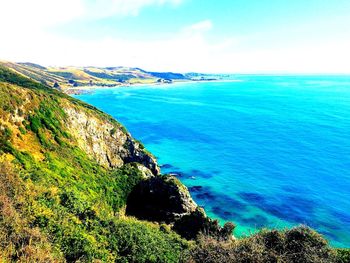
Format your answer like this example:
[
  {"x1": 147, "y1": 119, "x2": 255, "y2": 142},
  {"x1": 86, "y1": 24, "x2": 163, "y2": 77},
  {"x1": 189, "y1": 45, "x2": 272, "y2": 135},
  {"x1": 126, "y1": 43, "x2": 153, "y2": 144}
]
[{"x1": 2, "y1": 59, "x2": 350, "y2": 76}]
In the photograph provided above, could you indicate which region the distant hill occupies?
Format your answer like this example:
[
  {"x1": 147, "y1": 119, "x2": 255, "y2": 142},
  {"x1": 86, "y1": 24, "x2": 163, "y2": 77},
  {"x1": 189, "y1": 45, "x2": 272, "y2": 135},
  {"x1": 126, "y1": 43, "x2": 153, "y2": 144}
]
[
  {"x1": 147, "y1": 71, "x2": 186, "y2": 80},
  {"x1": 0, "y1": 61, "x2": 190, "y2": 91}
]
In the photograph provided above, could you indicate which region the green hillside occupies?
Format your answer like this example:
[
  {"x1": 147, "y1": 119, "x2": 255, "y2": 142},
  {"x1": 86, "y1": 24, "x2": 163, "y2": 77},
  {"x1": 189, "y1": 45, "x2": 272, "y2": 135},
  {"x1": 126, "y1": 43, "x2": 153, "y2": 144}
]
[
  {"x1": 0, "y1": 65, "x2": 192, "y2": 261},
  {"x1": 0, "y1": 65, "x2": 348, "y2": 262}
]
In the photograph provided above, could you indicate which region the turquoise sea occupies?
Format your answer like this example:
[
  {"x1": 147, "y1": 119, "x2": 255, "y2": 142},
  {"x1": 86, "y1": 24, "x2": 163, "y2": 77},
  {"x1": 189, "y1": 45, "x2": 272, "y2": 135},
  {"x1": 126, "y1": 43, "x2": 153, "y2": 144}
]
[{"x1": 75, "y1": 75, "x2": 350, "y2": 247}]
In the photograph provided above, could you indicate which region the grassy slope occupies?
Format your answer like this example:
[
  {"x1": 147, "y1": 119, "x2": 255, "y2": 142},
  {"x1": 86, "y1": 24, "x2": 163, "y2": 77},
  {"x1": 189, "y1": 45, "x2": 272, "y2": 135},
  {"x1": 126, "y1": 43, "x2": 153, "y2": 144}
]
[
  {"x1": 0, "y1": 66, "x2": 189, "y2": 262},
  {"x1": 0, "y1": 61, "x2": 188, "y2": 90},
  {"x1": 0, "y1": 61, "x2": 66, "y2": 87}
]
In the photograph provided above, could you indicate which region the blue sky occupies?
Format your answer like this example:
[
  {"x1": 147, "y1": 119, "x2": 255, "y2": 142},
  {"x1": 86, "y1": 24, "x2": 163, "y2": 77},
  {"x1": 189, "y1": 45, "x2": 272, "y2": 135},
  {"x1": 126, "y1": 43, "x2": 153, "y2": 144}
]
[{"x1": 1, "y1": 0, "x2": 350, "y2": 73}]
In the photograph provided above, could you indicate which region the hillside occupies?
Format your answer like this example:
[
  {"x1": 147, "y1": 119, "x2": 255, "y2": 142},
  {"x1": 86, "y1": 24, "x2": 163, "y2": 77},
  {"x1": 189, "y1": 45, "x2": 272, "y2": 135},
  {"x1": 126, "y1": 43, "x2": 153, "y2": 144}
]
[
  {"x1": 0, "y1": 65, "x2": 349, "y2": 262},
  {"x1": 0, "y1": 61, "x2": 189, "y2": 92}
]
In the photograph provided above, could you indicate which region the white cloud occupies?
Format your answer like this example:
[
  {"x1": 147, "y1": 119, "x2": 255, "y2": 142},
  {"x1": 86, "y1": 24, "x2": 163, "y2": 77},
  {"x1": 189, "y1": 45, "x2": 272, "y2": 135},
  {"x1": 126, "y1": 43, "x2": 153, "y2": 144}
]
[
  {"x1": 1, "y1": 1, "x2": 349, "y2": 73},
  {"x1": 183, "y1": 20, "x2": 213, "y2": 34},
  {"x1": 0, "y1": 0, "x2": 85, "y2": 29},
  {"x1": 0, "y1": 0, "x2": 183, "y2": 29},
  {"x1": 0, "y1": 13, "x2": 220, "y2": 72},
  {"x1": 85, "y1": 0, "x2": 183, "y2": 17},
  {"x1": 2, "y1": 18, "x2": 350, "y2": 74}
]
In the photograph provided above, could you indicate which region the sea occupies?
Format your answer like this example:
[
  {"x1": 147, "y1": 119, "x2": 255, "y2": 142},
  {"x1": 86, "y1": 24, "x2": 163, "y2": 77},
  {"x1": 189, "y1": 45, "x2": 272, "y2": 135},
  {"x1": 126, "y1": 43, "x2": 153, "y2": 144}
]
[{"x1": 74, "y1": 75, "x2": 350, "y2": 247}]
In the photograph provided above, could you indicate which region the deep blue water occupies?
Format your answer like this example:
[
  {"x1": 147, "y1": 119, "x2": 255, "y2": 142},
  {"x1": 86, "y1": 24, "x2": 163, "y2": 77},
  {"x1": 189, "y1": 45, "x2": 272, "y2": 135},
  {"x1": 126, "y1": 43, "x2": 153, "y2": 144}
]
[{"x1": 75, "y1": 76, "x2": 350, "y2": 247}]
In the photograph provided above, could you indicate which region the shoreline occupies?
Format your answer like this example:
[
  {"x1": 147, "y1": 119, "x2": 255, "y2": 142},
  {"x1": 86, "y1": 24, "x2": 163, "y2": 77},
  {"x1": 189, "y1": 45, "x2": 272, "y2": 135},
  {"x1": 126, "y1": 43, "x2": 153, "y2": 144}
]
[{"x1": 65, "y1": 79, "x2": 242, "y2": 95}]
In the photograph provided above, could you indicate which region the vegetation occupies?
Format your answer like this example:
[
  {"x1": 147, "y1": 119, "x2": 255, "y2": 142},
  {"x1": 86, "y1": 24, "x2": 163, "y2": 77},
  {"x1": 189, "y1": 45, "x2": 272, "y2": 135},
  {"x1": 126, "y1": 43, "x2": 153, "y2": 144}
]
[
  {"x1": 0, "y1": 61, "x2": 190, "y2": 91},
  {"x1": 186, "y1": 226, "x2": 341, "y2": 263},
  {"x1": 148, "y1": 71, "x2": 186, "y2": 80},
  {"x1": 0, "y1": 65, "x2": 348, "y2": 262},
  {"x1": 0, "y1": 65, "x2": 52, "y2": 91},
  {"x1": 335, "y1": 248, "x2": 350, "y2": 263},
  {"x1": 0, "y1": 67, "x2": 189, "y2": 261},
  {"x1": 173, "y1": 209, "x2": 235, "y2": 241},
  {"x1": 83, "y1": 69, "x2": 136, "y2": 82}
]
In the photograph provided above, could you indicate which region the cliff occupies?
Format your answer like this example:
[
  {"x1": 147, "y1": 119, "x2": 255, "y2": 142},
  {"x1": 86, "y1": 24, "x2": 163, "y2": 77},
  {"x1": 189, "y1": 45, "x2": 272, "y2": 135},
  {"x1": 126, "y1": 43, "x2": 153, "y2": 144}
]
[
  {"x1": 62, "y1": 103, "x2": 159, "y2": 174},
  {"x1": 0, "y1": 65, "x2": 223, "y2": 262}
]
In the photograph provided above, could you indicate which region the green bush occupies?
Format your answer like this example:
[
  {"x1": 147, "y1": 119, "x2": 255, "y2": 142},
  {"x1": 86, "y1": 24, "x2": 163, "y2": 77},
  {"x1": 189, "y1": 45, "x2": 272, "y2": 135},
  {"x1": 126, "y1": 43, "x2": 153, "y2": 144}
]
[
  {"x1": 186, "y1": 226, "x2": 336, "y2": 263},
  {"x1": 335, "y1": 248, "x2": 350, "y2": 263},
  {"x1": 29, "y1": 115, "x2": 42, "y2": 133},
  {"x1": 0, "y1": 126, "x2": 13, "y2": 153},
  {"x1": 173, "y1": 208, "x2": 235, "y2": 241},
  {"x1": 18, "y1": 126, "x2": 26, "y2": 134},
  {"x1": 106, "y1": 218, "x2": 189, "y2": 263}
]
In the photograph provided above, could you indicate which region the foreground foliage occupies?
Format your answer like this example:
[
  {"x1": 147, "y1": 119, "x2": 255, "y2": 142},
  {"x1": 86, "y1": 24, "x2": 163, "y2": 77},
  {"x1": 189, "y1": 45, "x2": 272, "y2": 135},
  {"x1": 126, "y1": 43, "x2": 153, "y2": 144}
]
[
  {"x1": 186, "y1": 226, "x2": 349, "y2": 263},
  {"x1": 0, "y1": 67, "x2": 189, "y2": 262}
]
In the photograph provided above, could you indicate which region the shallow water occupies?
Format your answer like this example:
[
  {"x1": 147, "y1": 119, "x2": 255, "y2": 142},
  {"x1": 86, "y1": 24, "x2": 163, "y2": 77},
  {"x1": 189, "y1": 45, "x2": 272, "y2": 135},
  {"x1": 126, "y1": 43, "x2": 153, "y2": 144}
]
[{"x1": 75, "y1": 75, "x2": 350, "y2": 247}]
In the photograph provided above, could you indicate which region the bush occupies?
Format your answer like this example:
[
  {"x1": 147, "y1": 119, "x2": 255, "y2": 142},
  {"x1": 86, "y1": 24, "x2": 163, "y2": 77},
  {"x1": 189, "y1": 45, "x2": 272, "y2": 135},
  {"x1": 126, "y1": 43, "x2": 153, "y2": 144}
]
[
  {"x1": 0, "y1": 126, "x2": 13, "y2": 153},
  {"x1": 0, "y1": 162, "x2": 61, "y2": 262},
  {"x1": 335, "y1": 248, "x2": 350, "y2": 263},
  {"x1": 19, "y1": 126, "x2": 26, "y2": 135},
  {"x1": 186, "y1": 226, "x2": 336, "y2": 263},
  {"x1": 173, "y1": 208, "x2": 235, "y2": 241},
  {"x1": 106, "y1": 218, "x2": 189, "y2": 263}
]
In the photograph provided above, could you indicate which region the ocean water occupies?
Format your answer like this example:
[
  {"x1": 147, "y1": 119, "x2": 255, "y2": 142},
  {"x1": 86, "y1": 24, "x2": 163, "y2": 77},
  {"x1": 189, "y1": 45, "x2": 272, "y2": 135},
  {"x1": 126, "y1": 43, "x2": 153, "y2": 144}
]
[{"x1": 75, "y1": 75, "x2": 350, "y2": 247}]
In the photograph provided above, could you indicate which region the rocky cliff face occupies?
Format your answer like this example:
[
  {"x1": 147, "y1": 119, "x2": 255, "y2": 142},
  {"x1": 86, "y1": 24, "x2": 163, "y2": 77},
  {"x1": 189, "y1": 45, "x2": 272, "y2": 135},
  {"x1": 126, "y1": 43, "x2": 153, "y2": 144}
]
[
  {"x1": 0, "y1": 66, "x2": 227, "y2": 244},
  {"x1": 125, "y1": 175, "x2": 234, "y2": 240},
  {"x1": 63, "y1": 103, "x2": 203, "y2": 225},
  {"x1": 63, "y1": 104, "x2": 160, "y2": 175},
  {"x1": 126, "y1": 175, "x2": 197, "y2": 223}
]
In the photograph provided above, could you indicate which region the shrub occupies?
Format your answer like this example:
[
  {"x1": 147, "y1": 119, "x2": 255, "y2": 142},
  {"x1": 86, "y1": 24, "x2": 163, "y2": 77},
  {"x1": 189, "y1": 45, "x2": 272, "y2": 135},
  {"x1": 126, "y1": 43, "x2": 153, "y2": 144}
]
[
  {"x1": 19, "y1": 126, "x2": 26, "y2": 134},
  {"x1": 0, "y1": 126, "x2": 13, "y2": 153},
  {"x1": 0, "y1": 162, "x2": 61, "y2": 262},
  {"x1": 28, "y1": 115, "x2": 42, "y2": 133},
  {"x1": 335, "y1": 248, "x2": 350, "y2": 263},
  {"x1": 106, "y1": 218, "x2": 189, "y2": 263},
  {"x1": 110, "y1": 127, "x2": 117, "y2": 136},
  {"x1": 173, "y1": 208, "x2": 235, "y2": 241},
  {"x1": 186, "y1": 226, "x2": 336, "y2": 263}
]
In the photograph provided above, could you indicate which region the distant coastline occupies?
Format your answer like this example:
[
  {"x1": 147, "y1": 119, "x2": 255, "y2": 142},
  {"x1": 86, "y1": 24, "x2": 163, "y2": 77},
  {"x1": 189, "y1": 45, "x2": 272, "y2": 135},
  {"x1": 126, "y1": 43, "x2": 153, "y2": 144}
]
[{"x1": 66, "y1": 79, "x2": 242, "y2": 95}]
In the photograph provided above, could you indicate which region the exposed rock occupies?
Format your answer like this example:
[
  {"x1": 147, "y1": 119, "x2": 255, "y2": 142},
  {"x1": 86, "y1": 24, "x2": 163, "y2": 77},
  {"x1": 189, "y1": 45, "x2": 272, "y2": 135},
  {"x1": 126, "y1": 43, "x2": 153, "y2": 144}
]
[
  {"x1": 126, "y1": 175, "x2": 197, "y2": 223},
  {"x1": 135, "y1": 163, "x2": 155, "y2": 179},
  {"x1": 126, "y1": 174, "x2": 235, "y2": 240},
  {"x1": 63, "y1": 105, "x2": 159, "y2": 175},
  {"x1": 173, "y1": 208, "x2": 235, "y2": 240}
]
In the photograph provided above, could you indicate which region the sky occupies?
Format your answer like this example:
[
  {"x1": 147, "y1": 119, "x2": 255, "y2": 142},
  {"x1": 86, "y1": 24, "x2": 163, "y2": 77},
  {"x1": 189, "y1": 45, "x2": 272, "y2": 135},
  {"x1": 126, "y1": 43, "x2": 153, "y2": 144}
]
[{"x1": 1, "y1": 0, "x2": 350, "y2": 73}]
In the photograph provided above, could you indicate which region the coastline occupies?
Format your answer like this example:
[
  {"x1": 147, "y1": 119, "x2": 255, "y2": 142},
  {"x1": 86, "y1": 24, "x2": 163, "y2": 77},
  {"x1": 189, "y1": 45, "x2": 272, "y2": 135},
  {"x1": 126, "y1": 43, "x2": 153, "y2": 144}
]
[
  {"x1": 73, "y1": 76, "x2": 350, "y2": 248},
  {"x1": 65, "y1": 79, "x2": 242, "y2": 95}
]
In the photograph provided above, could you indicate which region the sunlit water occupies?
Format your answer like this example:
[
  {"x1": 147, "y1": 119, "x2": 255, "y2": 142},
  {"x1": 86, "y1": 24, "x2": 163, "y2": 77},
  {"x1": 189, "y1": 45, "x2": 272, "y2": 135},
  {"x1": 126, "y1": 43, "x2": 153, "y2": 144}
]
[{"x1": 75, "y1": 75, "x2": 350, "y2": 247}]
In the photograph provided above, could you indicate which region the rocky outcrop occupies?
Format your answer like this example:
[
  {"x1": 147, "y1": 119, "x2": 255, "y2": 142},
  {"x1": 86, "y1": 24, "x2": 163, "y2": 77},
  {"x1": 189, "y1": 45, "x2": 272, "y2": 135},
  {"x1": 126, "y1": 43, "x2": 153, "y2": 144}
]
[
  {"x1": 125, "y1": 174, "x2": 235, "y2": 240},
  {"x1": 173, "y1": 208, "x2": 235, "y2": 240},
  {"x1": 126, "y1": 175, "x2": 197, "y2": 223},
  {"x1": 63, "y1": 105, "x2": 159, "y2": 175}
]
